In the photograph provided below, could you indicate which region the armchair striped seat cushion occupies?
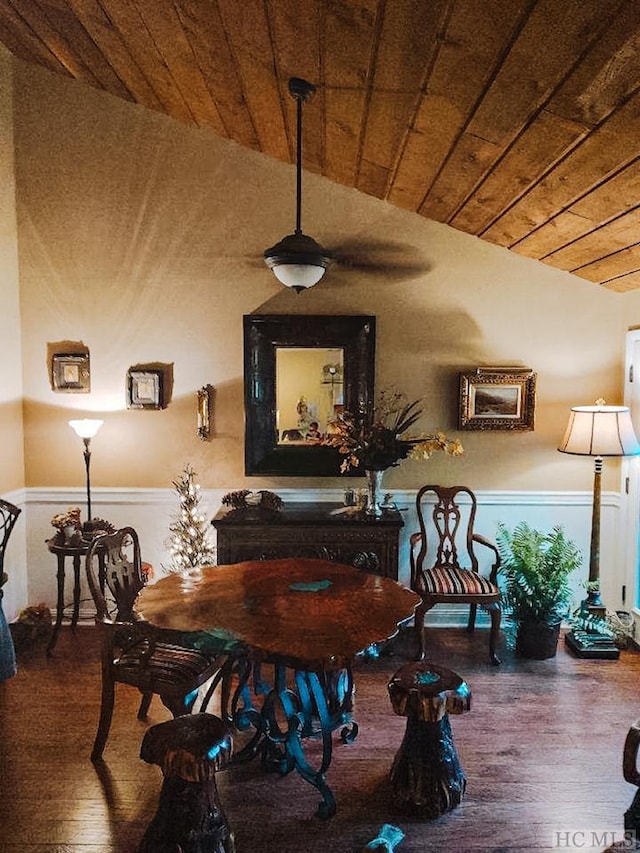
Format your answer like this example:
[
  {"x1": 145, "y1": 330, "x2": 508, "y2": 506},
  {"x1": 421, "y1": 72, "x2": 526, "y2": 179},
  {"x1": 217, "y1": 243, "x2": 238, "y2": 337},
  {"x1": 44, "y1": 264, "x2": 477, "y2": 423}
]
[{"x1": 421, "y1": 566, "x2": 498, "y2": 597}]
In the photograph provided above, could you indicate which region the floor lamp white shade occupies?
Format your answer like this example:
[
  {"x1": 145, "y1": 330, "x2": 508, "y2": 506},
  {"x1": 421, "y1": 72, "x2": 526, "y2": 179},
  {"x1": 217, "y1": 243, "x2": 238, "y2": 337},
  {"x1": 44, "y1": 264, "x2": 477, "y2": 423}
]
[
  {"x1": 558, "y1": 403, "x2": 640, "y2": 609},
  {"x1": 69, "y1": 418, "x2": 104, "y2": 440}
]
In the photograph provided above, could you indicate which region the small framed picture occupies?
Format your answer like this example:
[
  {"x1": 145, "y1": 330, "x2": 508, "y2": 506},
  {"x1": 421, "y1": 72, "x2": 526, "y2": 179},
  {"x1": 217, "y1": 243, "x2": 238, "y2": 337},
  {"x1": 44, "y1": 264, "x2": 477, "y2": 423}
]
[
  {"x1": 127, "y1": 369, "x2": 163, "y2": 410},
  {"x1": 459, "y1": 368, "x2": 536, "y2": 431},
  {"x1": 52, "y1": 353, "x2": 90, "y2": 393}
]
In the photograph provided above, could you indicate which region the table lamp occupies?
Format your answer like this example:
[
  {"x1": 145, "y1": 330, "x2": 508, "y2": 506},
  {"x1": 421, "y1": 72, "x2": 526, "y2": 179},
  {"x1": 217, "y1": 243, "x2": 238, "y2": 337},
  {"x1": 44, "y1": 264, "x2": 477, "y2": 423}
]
[
  {"x1": 68, "y1": 418, "x2": 103, "y2": 530},
  {"x1": 558, "y1": 400, "x2": 640, "y2": 658}
]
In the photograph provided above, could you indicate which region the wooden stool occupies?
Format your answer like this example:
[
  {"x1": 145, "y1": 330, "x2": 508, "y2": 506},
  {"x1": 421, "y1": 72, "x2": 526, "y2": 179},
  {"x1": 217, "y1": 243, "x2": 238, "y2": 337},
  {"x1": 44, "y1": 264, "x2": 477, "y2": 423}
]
[
  {"x1": 137, "y1": 713, "x2": 235, "y2": 853},
  {"x1": 387, "y1": 661, "x2": 471, "y2": 818}
]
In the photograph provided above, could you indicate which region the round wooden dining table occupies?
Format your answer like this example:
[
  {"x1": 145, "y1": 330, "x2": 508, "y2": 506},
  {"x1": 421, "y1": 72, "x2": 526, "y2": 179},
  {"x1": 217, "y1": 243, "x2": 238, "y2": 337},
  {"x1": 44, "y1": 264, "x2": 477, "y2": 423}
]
[{"x1": 136, "y1": 557, "x2": 420, "y2": 818}]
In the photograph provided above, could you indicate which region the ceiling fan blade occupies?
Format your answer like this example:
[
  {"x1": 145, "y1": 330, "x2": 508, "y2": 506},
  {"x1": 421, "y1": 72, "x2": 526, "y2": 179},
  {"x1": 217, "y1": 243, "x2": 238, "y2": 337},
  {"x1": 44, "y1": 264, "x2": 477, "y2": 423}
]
[{"x1": 330, "y1": 239, "x2": 431, "y2": 281}]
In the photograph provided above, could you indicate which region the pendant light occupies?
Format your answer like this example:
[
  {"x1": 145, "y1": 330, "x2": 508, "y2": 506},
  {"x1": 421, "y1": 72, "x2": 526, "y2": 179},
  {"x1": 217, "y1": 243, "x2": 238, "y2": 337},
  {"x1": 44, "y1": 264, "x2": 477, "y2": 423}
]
[{"x1": 264, "y1": 77, "x2": 332, "y2": 293}]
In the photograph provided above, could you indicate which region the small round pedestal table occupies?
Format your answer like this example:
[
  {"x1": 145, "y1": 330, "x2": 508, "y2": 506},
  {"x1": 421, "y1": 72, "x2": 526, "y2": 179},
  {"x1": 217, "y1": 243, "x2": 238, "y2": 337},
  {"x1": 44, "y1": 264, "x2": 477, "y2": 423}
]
[
  {"x1": 387, "y1": 661, "x2": 471, "y2": 818},
  {"x1": 45, "y1": 538, "x2": 92, "y2": 655}
]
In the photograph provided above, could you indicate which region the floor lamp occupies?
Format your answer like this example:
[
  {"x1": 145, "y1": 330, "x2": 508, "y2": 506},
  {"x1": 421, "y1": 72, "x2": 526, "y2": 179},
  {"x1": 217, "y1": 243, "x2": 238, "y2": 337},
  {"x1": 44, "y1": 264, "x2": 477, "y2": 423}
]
[
  {"x1": 69, "y1": 418, "x2": 103, "y2": 534},
  {"x1": 558, "y1": 401, "x2": 640, "y2": 659}
]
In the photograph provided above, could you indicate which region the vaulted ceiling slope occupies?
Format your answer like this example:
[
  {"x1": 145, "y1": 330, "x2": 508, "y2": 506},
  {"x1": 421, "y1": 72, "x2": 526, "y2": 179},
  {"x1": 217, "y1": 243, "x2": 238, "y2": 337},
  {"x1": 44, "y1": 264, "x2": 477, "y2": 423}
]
[{"x1": 1, "y1": 0, "x2": 640, "y2": 292}]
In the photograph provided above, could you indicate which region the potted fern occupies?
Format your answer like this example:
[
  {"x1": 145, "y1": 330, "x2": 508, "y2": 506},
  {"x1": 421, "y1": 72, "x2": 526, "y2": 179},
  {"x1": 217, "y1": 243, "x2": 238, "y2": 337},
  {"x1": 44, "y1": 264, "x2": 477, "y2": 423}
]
[{"x1": 496, "y1": 522, "x2": 581, "y2": 659}]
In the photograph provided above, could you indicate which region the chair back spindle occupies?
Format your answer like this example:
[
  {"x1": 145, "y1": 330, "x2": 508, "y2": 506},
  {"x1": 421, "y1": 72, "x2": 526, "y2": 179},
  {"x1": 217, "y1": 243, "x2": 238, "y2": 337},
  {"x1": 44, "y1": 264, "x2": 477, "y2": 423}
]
[
  {"x1": 416, "y1": 486, "x2": 479, "y2": 577},
  {"x1": 87, "y1": 527, "x2": 144, "y2": 623}
]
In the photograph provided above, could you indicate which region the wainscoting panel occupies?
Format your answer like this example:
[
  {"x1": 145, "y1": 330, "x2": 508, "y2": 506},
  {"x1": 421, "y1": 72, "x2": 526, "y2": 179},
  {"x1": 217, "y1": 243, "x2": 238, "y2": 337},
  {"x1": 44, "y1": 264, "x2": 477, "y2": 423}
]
[{"x1": 9, "y1": 487, "x2": 622, "y2": 628}]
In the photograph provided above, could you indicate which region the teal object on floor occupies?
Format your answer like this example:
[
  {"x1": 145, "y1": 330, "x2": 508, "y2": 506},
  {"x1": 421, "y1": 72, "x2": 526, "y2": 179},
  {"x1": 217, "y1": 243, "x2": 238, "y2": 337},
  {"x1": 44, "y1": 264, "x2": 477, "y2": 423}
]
[{"x1": 363, "y1": 824, "x2": 405, "y2": 851}]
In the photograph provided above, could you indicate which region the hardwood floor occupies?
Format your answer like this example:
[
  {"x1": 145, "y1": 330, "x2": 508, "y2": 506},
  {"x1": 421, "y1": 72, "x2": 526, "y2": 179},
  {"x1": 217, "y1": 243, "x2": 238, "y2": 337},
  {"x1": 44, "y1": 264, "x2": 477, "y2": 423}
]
[{"x1": 1, "y1": 624, "x2": 639, "y2": 853}]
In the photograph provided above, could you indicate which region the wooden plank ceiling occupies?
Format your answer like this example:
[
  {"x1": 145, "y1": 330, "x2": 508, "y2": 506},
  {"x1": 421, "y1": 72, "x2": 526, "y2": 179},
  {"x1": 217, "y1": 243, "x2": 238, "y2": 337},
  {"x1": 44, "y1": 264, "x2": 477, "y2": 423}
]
[{"x1": 1, "y1": 0, "x2": 640, "y2": 291}]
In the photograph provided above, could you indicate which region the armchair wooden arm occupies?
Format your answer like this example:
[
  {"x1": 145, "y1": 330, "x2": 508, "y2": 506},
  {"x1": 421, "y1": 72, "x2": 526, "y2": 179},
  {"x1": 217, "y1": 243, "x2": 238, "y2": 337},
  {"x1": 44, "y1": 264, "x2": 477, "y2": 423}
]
[
  {"x1": 409, "y1": 532, "x2": 422, "y2": 589},
  {"x1": 471, "y1": 533, "x2": 501, "y2": 584}
]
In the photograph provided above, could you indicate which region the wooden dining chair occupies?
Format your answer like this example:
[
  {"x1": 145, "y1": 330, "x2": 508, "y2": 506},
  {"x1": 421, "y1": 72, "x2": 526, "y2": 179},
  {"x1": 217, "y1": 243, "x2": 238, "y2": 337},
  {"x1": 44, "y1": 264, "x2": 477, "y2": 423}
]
[
  {"x1": 410, "y1": 485, "x2": 502, "y2": 666},
  {"x1": 0, "y1": 499, "x2": 21, "y2": 681},
  {"x1": 86, "y1": 526, "x2": 226, "y2": 761}
]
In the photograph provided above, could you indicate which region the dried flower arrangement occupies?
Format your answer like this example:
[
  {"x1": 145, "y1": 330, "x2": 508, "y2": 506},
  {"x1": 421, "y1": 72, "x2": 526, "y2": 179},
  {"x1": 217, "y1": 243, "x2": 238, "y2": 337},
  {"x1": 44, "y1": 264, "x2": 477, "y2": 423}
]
[
  {"x1": 51, "y1": 507, "x2": 82, "y2": 531},
  {"x1": 50, "y1": 507, "x2": 114, "y2": 545},
  {"x1": 324, "y1": 389, "x2": 464, "y2": 473}
]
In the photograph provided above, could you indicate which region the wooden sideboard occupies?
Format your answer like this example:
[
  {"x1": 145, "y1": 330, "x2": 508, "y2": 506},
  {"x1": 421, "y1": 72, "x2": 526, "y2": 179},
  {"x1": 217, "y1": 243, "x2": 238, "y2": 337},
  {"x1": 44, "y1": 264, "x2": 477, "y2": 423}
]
[{"x1": 211, "y1": 502, "x2": 404, "y2": 580}]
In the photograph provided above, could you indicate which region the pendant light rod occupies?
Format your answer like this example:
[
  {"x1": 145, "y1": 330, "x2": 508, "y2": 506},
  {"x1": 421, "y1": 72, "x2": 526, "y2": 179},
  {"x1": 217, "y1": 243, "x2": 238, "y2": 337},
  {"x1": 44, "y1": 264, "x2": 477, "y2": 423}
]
[
  {"x1": 295, "y1": 84, "x2": 302, "y2": 234},
  {"x1": 289, "y1": 77, "x2": 315, "y2": 235}
]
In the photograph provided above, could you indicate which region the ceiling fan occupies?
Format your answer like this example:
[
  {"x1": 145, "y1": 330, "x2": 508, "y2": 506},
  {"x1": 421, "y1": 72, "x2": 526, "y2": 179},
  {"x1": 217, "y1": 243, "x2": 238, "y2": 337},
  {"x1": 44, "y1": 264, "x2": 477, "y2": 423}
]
[{"x1": 262, "y1": 77, "x2": 431, "y2": 291}]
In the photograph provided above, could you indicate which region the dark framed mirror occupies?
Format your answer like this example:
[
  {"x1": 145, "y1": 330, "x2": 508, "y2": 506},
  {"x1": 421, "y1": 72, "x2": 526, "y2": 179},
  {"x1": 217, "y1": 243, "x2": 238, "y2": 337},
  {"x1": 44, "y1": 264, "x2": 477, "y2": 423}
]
[{"x1": 244, "y1": 315, "x2": 376, "y2": 476}]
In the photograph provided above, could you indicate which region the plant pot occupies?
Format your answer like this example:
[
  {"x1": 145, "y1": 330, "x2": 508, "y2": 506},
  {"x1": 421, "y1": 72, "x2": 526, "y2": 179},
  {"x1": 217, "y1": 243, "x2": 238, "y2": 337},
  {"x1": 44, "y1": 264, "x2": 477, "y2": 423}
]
[{"x1": 515, "y1": 620, "x2": 561, "y2": 660}]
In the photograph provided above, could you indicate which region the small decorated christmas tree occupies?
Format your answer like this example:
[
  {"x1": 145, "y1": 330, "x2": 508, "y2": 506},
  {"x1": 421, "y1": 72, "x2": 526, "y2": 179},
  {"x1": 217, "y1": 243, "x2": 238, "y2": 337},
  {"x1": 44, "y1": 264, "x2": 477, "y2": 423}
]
[{"x1": 164, "y1": 464, "x2": 216, "y2": 575}]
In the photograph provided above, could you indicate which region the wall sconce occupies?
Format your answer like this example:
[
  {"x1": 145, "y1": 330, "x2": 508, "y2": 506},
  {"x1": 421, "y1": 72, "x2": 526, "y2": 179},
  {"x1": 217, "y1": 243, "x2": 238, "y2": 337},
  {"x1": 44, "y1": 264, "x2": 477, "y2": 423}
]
[{"x1": 197, "y1": 385, "x2": 213, "y2": 441}]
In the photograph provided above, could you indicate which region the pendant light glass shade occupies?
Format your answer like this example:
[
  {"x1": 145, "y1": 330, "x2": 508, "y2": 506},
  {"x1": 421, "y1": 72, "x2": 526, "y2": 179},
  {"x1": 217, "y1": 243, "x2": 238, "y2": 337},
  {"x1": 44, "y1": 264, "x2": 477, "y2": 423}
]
[
  {"x1": 264, "y1": 232, "x2": 332, "y2": 291},
  {"x1": 264, "y1": 77, "x2": 332, "y2": 293}
]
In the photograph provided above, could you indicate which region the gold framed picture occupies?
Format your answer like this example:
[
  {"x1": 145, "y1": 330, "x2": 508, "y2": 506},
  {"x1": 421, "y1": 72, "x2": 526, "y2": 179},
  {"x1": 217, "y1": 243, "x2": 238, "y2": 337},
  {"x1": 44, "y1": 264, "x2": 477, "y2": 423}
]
[{"x1": 459, "y1": 368, "x2": 536, "y2": 431}]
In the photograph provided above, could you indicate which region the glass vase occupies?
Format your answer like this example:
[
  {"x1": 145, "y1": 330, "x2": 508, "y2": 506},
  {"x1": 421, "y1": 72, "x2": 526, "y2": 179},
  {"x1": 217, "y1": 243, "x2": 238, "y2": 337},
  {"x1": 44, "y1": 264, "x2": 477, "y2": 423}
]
[{"x1": 365, "y1": 469, "x2": 385, "y2": 517}]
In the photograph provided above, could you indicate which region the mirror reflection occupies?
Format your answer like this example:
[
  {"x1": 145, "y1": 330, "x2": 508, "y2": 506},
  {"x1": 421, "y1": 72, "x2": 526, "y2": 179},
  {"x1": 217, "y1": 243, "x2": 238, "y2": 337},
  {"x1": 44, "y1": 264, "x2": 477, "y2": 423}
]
[{"x1": 276, "y1": 348, "x2": 344, "y2": 444}]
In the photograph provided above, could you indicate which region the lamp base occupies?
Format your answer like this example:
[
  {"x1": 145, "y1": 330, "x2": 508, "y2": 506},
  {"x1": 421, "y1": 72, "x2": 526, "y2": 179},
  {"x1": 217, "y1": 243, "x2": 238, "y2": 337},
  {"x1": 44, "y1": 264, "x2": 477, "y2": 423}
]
[
  {"x1": 564, "y1": 629, "x2": 620, "y2": 660},
  {"x1": 585, "y1": 589, "x2": 606, "y2": 619}
]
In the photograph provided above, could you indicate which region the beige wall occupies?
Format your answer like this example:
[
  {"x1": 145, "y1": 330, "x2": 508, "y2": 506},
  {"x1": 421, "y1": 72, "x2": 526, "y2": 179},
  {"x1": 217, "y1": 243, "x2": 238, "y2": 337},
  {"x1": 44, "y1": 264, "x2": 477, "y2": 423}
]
[
  {"x1": 11, "y1": 57, "x2": 632, "y2": 498},
  {"x1": 622, "y1": 290, "x2": 640, "y2": 319},
  {"x1": 0, "y1": 47, "x2": 24, "y2": 493}
]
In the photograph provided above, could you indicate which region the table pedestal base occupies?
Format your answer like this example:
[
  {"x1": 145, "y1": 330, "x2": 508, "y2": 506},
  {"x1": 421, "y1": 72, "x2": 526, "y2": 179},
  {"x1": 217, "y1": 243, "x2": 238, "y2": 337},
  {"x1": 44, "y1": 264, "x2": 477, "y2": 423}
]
[
  {"x1": 230, "y1": 659, "x2": 357, "y2": 819},
  {"x1": 390, "y1": 714, "x2": 466, "y2": 819}
]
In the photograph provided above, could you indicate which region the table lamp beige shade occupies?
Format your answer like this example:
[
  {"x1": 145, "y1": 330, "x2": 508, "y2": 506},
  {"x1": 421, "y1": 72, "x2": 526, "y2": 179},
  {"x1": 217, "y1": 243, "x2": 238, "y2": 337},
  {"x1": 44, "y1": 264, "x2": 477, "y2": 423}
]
[{"x1": 558, "y1": 403, "x2": 640, "y2": 611}]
